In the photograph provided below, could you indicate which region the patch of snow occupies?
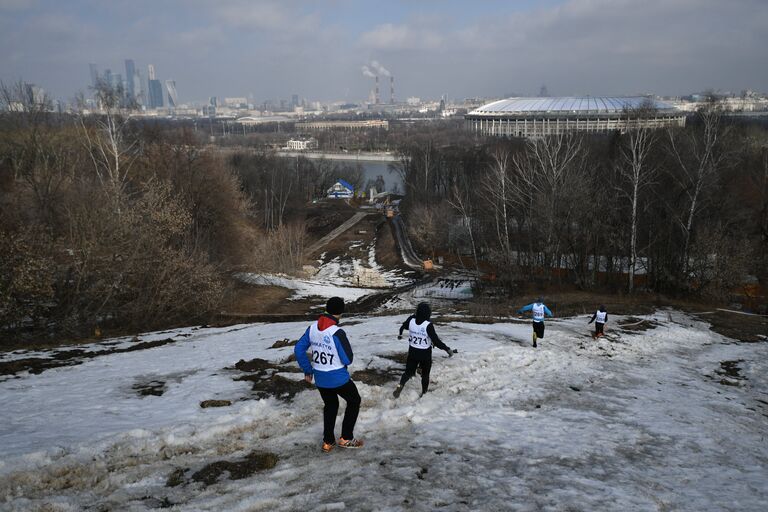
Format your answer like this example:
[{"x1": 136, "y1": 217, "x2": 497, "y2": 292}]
[
  {"x1": 236, "y1": 272, "x2": 373, "y2": 302},
  {"x1": 1, "y1": 311, "x2": 767, "y2": 510}
]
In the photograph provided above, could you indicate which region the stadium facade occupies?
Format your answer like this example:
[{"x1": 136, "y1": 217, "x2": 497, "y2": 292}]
[{"x1": 465, "y1": 97, "x2": 685, "y2": 138}]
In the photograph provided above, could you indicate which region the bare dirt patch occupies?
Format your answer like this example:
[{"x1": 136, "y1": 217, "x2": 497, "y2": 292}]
[
  {"x1": 0, "y1": 338, "x2": 177, "y2": 377},
  {"x1": 716, "y1": 360, "x2": 747, "y2": 386},
  {"x1": 200, "y1": 399, "x2": 232, "y2": 408},
  {"x1": 221, "y1": 283, "x2": 296, "y2": 316},
  {"x1": 231, "y1": 357, "x2": 309, "y2": 401},
  {"x1": 140, "y1": 495, "x2": 175, "y2": 508},
  {"x1": 133, "y1": 380, "x2": 166, "y2": 397},
  {"x1": 304, "y1": 202, "x2": 357, "y2": 240},
  {"x1": 167, "y1": 451, "x2": 279, "y2": 488},
  {"x1": 270, "y1": 338, "x2": 297, "y2": 349},
  {"x1": 694, "y1": 310, "x2": 768, "y2": 343},
  {"x1": 352, "y1": 367, "x2": 402, "y2": 386},
  {"x1": 378, "y1": 352, "x2": 409, "y2": 365},
  {"x1": 616, "y1": 317, "x2": 660, "y2": 332},
  {"x1": 247, "y1": 374, "x2": 312, "y2": 401}
]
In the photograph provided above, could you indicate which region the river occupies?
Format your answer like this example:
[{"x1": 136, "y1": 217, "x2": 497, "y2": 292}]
[{"x1": 338, "y1": 159, "x2": 403, "y2": 194}]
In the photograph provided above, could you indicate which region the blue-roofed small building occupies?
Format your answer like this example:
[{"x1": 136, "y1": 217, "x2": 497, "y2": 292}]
[
  {"x1": 327, "y1": 179, "x2": 354, "y2": 199},
  {"x1": 465, "y1": 96, "x2": 685, "y2": 138}
]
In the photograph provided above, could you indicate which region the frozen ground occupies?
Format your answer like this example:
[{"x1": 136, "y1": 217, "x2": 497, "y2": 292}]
[
  {"x1": 1, "y1": 310, "x2": 767, "y2": 511},
  {"x1": 236, "y1": 240, "x2": 414, "y2": 305}
]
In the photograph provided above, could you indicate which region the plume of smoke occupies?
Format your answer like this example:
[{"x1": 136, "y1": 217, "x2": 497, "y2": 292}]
[
  {"x1": 371, "y1": 60, "x2": 390, "y2": 77},
  {"x1": 361, "y1": 65, "x2": 376, "y2": 78}
]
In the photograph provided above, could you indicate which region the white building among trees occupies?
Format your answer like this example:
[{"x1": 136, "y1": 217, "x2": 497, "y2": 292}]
[{"x1": 286, "y1": 138, "x2": 318, "y2": 150}]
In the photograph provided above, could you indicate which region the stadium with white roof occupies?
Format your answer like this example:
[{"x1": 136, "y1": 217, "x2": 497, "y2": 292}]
[{"x1": 465, "y1": 96, "x2": 685, "y2": 137}]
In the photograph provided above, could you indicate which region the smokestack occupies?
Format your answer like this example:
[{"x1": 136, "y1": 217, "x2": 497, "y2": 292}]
[
  {"x1": 390, "y1": 76, "x2": 394, "y2": 104},
  {"x1": 375, "y1": 75, "x2": 380, "y2": 105}
]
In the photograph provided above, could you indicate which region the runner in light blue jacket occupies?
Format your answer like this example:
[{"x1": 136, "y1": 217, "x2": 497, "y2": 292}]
[{"x1": 517, "y1": 297, "x2": 553, "y2": 348}]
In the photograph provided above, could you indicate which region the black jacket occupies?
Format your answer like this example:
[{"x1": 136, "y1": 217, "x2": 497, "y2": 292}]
[
  {"x1": 588, "y1": 309, "x2": 608, "y2": 324},
  {"x1": 399, "y1": 303, "x2": 450, "y2": 356}
]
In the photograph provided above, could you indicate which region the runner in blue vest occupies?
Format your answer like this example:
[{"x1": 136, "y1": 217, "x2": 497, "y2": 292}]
[
  {"x1": 517, "y1": 297, "x2": 553, "y2": 347},
  {"x1": 588, "y1": 305, "x2": 608, "y2": 338},
  {"x1": 295, "y1": 297, "x2": 363, "y2": 453},
  {"x1": 392, "y1": 302, "x2": 455, "y2": 399}
]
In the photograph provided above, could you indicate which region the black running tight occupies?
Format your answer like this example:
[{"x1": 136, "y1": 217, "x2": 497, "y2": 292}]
[
  {"x1": 318, "y1": 380, "x2": 361, "y2": 444},
  {"x1": 399, "y1": 355, "x2": 432, "y2": 394}
]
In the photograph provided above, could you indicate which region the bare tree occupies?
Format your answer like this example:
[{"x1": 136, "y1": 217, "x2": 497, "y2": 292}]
[
  {"x1": 447, "y1": 183, "x2": 479, "y2": 270},
  {"x1": 666, "y1": 97, "x2": 732, "y2": 281},
  {"x1": 512, "y1": 133, "x2": 586, "y2": 277},
  {"x1": 510, "y1": 145, "x2": 540, "y2": 271},
  {"x1": 78, "y1": 79, "x2": 139, "y2": 209},
  {"x1": 482, "y1": 147, "x2": 513, "y2": 265},
  {"x1": 0, "y1": 80, "x2": 76, "y2": 227},
  {"x1": 616, "y1": 102, "x2": 659, "y2": 292}
]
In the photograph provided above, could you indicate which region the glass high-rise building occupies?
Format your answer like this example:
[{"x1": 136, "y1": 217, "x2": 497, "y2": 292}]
[
  {"x1": 165, "y1": 80, "x2": 178, "y2": 108},
  {"x1": 89, "y1": 63, "x2": 100, "y2": 88},
  {"x1": 148, "y1": 79, "x2": 163, "y2": 108},
  {"x1": 146, "y1": 64, "x2": 163, "y2": 108},
  {"x1": 124, "y1": 59, "x2": 136, "y2": 97}
]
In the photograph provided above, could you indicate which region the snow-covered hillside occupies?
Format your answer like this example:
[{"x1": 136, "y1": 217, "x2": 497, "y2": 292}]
[{"x1": 1, "y1": 311, "x2": 767, "y2": 511}]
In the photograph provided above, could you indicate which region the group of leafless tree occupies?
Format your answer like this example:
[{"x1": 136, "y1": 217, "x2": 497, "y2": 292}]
[
  {"x1": 396, "y1": 100, "x2": 767, "y2": 301},
  {"x1": 3, "y1": 83, "x2": 766, "y2": 341},
  {"x1": 0, "y1": 79, "x2": 403, "y2": 342},
  {"x1": 0, "y1": 82, "x2": 272, "y2": 342}
]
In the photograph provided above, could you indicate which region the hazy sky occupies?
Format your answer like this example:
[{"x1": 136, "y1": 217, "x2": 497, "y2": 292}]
[{"x1": 1, "y1": 0, "x2": 767, "y2": 103}]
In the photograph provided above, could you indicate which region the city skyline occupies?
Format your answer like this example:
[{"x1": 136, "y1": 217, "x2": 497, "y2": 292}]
[{"x1": 1, "y1": 0, "x2": 767, "y2": 102}]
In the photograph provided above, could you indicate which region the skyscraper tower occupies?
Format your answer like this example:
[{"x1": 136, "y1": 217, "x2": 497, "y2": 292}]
[
  {"x1": 132, "y1": 70, "x2": 144, "y2": 106},
  {"x1": 124, "y1": 59, "x2": 136, "y2": 99},
  {"x1": 165, "y1": 80, "x2": 178, "y2": 108},
  {"x1": 103, "y1": 69, "x2": 113, "y2": 88},
  {"x1": 147, "y1": 64, "x2": 163, "y2": 108},
  {"x1": 89, "y1": 63, "x2": 100, "y2": 88}
]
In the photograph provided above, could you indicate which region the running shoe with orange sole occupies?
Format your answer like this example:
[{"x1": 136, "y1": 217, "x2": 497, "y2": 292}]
[{"x1": 338, "y1": 437, "x2": 364, "y2": 449}]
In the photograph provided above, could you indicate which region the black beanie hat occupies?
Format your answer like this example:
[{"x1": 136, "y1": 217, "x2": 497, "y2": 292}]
[
  {"x1": 416, "y1": 302, "x2": 431, "y2": 322},
  {"x1": 326, "y1": 297, "x2": 345, "y2": 316}
]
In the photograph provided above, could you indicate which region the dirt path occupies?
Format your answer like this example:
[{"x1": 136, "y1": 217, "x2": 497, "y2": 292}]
[{"x1": 305, "y1": 211, "x2": 370, "y2": 256}]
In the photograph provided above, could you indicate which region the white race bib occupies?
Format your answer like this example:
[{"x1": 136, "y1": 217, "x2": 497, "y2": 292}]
[
  {"x1": 408, "y1": 318, "x2": 431, "y2": 349},
  {"x1": 308, "y1": 323, "x2": 344, "y2": 372}
]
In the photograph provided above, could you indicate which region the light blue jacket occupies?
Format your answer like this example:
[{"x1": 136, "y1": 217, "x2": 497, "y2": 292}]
[{"x1": 518, "y1": 302, "x2": 553, "y2": 322}]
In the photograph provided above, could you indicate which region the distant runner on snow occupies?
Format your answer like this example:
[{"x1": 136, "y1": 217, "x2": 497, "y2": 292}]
[
  {"x1": 517, "y1": 297, "x2": 553, "y2": 347},
  {"x1": 588, "y1": 305, "x2": 608, "y2": 338},
  {"x1": 393, "y1": 302, "x2": 455, "y2": 399},
  {"x1": 295, "y1": 297, "x2": 364, "y2": 453}
]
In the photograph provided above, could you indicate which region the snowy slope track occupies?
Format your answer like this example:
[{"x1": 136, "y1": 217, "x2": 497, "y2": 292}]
[
  {"x1": 1, "y1": 312, "x2": 767, "y2": 511},
  {"x1": 390, "y1": 214, "x2": 424, "y2": 269}
]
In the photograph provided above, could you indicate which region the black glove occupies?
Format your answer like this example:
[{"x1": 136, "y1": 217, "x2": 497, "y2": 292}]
[
  {"x1": 445, "y1": 348, "x2": 454, "y2": 357},
  {"x1": 398, "y1": 334, "x2": 402, "y2": 340}
]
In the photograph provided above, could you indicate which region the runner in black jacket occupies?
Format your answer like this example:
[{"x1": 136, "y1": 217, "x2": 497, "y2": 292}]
[
  {"x1": 588, "y1": 305, "x2": 608, "y2": 339},
  {"x1": 393, "y1": 303, "x2": 454, "y2": 398}
]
